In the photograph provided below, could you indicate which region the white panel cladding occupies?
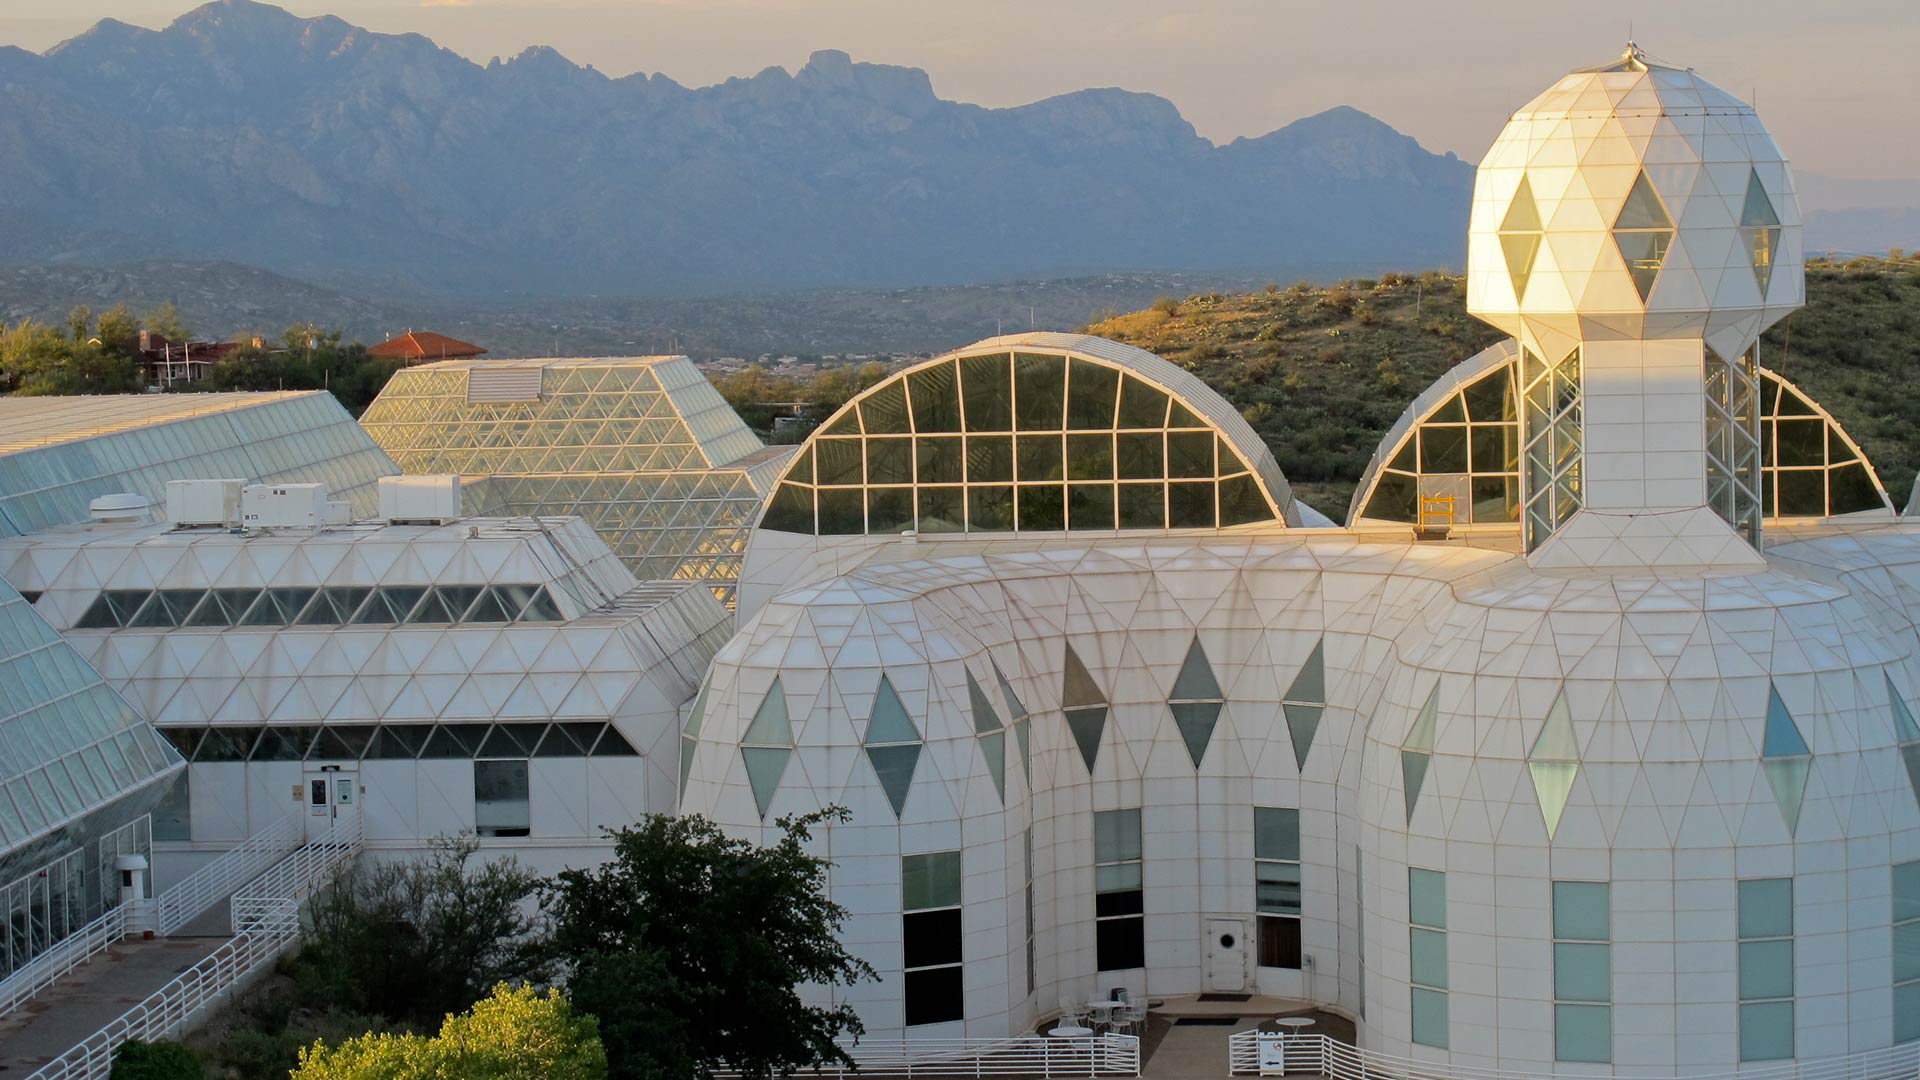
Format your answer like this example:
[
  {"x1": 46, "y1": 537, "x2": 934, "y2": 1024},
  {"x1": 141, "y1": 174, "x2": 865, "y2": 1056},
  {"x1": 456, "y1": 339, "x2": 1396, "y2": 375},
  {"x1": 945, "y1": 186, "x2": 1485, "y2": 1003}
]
[
  {"x1": 187, "y1": 762, "x2": 247, "y2": 844},
  {"x1": 1581, "y1": 339, "x2": 1708, "y2": 513},
  {"x1": 465, "y1": 367, "x2": 543, "y2": 404}
]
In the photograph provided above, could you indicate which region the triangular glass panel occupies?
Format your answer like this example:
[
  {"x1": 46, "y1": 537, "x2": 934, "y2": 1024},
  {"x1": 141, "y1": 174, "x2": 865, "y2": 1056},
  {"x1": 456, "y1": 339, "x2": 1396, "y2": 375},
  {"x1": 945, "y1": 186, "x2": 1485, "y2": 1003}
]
[
  {"x1": 1066, "y1": 706, "x2": 1106, "y2": 772},
  {"x1": 1889, "y1": 675, "x2": 1920, "y2": 743},
  {"x1": 1763, "y1": 755, "x2": 1810, "y2": 835},
  {"x1": 1500, "y1": 233, "x2": 1541, "y2": 302},
  {"x1": 1530, "y1": 690, "x2": 1579, "y2": 761},
  {"x1": 993, "y1": 661, "x2": 1028, "y2": 720},
  {"x1": 683, "y1": 685, "x2": 709, "y2": 738},
  {"x1": 741, "y1": 745, "x2": 791, "y2": 818},
  {"x1": 967, "y1": 670, "x2": 1003, "y2": 734},
  {"x1": 1901, "y1": 745, "x2": 1920, "y2": 815},
  {"x1": 865, "y1": 675, "x2": 919, "y2": 744},
  {"x1": 979, "y1": 731, "x2": 1007, "y2": 803},
  {"x1": 1283, "y1": 641, "x2": 1325, "y2": 704},
  {"x1": 743, "y1": 678, "x2": 790, "y2": 747},
  {"x1": 679, "y1": 735, "x2": 696, "y2": 803},
  {"x1": 1171, "y1": 637, "x2": 1221, "y2": 701},
  {"x1": 1615, "y1": 171, "x2": 1674, "y2": 229},
  {"x1": 1741, "y1": 170, "x2": 1780, "y2": 227},
  {"x1": 1062, "y1": 644, "x2": 1106, "y2": 708},
  {"x1": 1500, "y1": 175, "x2": 1542, "y2": 232},
  {"x1": 1762, "y1": 684, "x2": 1810, "y2": 757},
  {"x1": 1170, "y1": 701, "x2": 1221, "y2": 768},
  {"x1": 1613, "y1": 229, "x2": 1672, "y2": 300},
  {"x1": 866, "y1": 743, "x2": 919, "y2": 818},
  {"x1": 1283, "y1": 703, "x2": 1321, "y2": 770},
  {"x1": 1528, "y1": 761, "x2": 1579, "y2": 840},
  {"x1": 1401, "y1": 750, "x2": 1430, "y2": 823},
  {"x1": 1015, "y1": 717, "x2": 1031, "y2": 783},
  {"x1": 1405, "y1": 685, "x2": 1439, "y2": 753}
]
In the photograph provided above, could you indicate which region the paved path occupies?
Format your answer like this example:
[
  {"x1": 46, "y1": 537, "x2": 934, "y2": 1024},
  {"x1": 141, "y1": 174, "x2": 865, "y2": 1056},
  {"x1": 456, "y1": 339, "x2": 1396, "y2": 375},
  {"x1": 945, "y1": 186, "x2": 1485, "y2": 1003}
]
[
  {"x1": 1142, "y1": 1021, "x2": 1237, "y2": 1078},
  {"x1": 0, "y1": 935, "x2": 223, "y2": 1075}
]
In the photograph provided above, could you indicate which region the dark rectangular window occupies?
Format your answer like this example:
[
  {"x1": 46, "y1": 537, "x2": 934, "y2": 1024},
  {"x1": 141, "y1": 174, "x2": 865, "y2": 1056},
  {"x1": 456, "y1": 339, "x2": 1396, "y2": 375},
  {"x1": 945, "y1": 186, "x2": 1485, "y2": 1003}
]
[
  {"x1": 1094, "y1": 808, "x2": 1143, "y2": 972},
  {"x1": 1024, "y1": 828, "x2": 1036, "y2": 998},
  {"x1": 903, "y1": 851, "x2": 963, "y2": 1026},
  {"x1": 474, "y1": 759, "x2": 529, "y2": 837}
]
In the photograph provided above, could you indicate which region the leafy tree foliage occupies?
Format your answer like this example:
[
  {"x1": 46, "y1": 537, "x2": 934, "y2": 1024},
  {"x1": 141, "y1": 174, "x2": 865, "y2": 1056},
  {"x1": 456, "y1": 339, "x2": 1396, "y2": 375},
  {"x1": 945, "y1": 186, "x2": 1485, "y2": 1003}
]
[
  {"x1": 109, "y1": 1040, "x2": 203, "y2": 1080},
  {"x1": 299, "y1": 836, "x2": 550, "y2": 1028},
  {"x1": 710, "y1": 362, "x2": 889, "y2": 434},
  {"x1": 204, "y1": 324, "x2": 405, "y2": 415},
  {"x1": 292, "y1": 984, "x2": 606, "y2": 1080},
  {"x1": 0, "y1": 317, "x2": 144, "y2": 395},
  {"x1": 544, "y1": 808, "x2": 876, "y2": 1080}
]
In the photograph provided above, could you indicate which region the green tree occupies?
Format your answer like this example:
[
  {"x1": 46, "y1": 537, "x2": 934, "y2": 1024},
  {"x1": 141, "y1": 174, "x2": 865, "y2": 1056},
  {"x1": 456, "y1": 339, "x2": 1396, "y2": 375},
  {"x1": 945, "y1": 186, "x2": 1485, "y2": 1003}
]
[
  {"x1": 544, "y1": 808, "x2": 875, "y2": 1080},
  {"x1": 109, "y1": 1040, "x2": 203, "y2": 1080},
  {"x1": 299, "y1": 836, "x2": 550, "y2": 1027},
  {"x1": 293, "y1": 985, "x2": 605, "y2": 1080},
  {"x1": 67, "y1": 305, "x2": 94, "y2": 344},
  {"x1": 143, "y1": 302, "x2": 189, "y2": 343},
  {"x1": 95, "y1": 304, "x2": 142, "y2": 354}
]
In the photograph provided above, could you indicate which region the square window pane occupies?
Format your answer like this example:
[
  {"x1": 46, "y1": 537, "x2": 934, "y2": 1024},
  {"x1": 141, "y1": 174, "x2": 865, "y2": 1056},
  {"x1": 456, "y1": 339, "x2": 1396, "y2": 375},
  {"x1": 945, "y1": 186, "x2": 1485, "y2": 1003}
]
[
  {"x1": 1411, "y1": 986, "x2": 1449, "y2": 1048},
  {"x1": 917, "y1": 487, "x2": 965, "y2": 534},
  {"x1": 1410, "y1": 926, "x2": 1448, "y2": 989},
  {"x1": 904, "y1": 965, "x2": 964, "y2": 1026},
  {"x1": 473, "y1": 759, "x2": 529, "y2": 837},
  {"x1": 1016, "y1": 434, "x2": 1063, "y2": 482},
  {"x1": 1117, "y1": 483, "x2": 1165, "y2": 529},
  {"x1": 1896, "y1": 922, "x2": 1920, "y2": 984},
  {"x1": 1555, "y1": 1003, "x2": 1611, "y2": 1063},
  {"x1": 1740, "y1": 1000, "x2": 1794, "y2": 1061},
  {"x1": 1095, "y1": 809, "x2": 1141, "y2": 862},
  {"x1": 916, "y1": 436, "x2": 963, "y2": 485},
  {"x1": 1067, "y1": 483, "x2": 1114, "y2": 531},
  {"x1": 1553, "y1": 881, "x2": 1609, "y2": 941},
  {"x1": 903, "y1": 907, "x2": 962, "y2": 969},
  {"x1": 1255, "y1": 861, "x2": 1300, "y2": 914},
  {"x1": 1739, "y1": 938, "x2": 1794, "y2": 1001},
  {"x1": 966, "y1": 436, "x2": 1013, "y2": 483},
  {"x1": 1015, "y1": 484, "x2": 1063, "y2": 531},
  {"x1": 902, "y1": 851, "x2": 961, "y2": 911},
  {"x1": 1096, "y1": 915, "x2": 1144, "y2": 971},
  {"x1": 1896, "y1": 980, "x2": 1920, "y2": 1044},
  {"x1": 1066, "y1": 434, "x2": 1114, "y2": 481},
  {"x1": 1254, "y1": 807, "x2": 1299, "y2": 861},
  {"x1": 1554, "y1": 942, "x2": 1611, "y2": 1002},
  {"x1": 967, "y1": 486, "x2": 1013, "y2": 532},
  {"x1": 1739, "y1": 878, "x2": 1793, "y2": 939}
]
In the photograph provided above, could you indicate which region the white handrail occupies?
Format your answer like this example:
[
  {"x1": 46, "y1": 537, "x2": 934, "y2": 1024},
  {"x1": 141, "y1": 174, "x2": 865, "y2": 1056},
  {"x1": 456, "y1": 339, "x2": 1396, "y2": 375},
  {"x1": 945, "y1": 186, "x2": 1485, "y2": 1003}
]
[
  {"x1": 714, "y1": 1034, "x2": 1140, "y2": 1077},
  {"x1": 1226, "y1": 1030, "x2": 1920, "y2": 1080},
  {"x1": 149, "y1": 815, "x2": 303, "y2": 936},
  {"x1": 24, "y1": 819, "x2": 361, "y2": 1080},
  {"x1": 0, "y1": 907, "x2": 127, "y2": 1017}
]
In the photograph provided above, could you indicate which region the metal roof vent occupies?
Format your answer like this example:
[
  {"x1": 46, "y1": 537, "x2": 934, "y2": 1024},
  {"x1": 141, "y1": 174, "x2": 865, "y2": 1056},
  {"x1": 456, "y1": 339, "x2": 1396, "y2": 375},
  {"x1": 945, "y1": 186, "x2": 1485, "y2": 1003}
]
[{"x1": 89, "y1": 493, "x2": 152, "y2": 525}]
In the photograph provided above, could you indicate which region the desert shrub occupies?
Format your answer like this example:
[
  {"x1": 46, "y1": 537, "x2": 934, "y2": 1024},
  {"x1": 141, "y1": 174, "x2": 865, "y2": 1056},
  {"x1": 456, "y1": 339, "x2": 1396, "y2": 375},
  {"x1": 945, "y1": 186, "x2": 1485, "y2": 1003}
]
[{"x1": 110, "y1": 1041, "x2": 203, "y2": 1080}]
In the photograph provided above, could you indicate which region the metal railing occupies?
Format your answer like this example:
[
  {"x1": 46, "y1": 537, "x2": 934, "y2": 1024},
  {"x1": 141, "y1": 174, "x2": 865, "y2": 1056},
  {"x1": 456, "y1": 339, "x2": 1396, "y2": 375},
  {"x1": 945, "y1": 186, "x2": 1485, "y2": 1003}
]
[
  {"x1": 716, "y1": 1034, "x2": 1140, "y2": 1077},
  {"x1": 1226, "y1": 1030, "x2": 1920, "y2": 1080},
  {"x1": 24, "y1": 818, "x2": 361, "y2": 1080},
  {"x1": 0, "y1": 906, "x2": 128, "y2": 1016},
  {"x1": 145, "y1": 815, "x2": 304, "y2": 936}
]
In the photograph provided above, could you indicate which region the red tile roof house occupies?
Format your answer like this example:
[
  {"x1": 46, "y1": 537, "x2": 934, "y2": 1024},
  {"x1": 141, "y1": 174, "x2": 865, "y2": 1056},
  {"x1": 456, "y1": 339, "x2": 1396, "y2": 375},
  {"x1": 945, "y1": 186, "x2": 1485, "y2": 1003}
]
[{"x1": 367, "y1": 332, "x2": 488, "y2": 364}]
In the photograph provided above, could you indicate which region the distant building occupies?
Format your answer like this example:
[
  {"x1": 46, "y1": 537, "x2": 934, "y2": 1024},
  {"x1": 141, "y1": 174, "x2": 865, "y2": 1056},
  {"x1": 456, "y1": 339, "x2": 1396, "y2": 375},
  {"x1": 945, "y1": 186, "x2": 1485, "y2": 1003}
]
[
  {"x1": 367, "y1": 331, "x2": 487, "y2": 364},
  {"x1": 137, "y1": 331, "x2": 253, "y2": 390}
]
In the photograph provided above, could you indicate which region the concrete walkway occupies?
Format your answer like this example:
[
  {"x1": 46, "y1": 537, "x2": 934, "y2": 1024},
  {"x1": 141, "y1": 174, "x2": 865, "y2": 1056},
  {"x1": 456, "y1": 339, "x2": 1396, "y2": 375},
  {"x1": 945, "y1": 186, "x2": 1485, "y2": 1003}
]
[
  {"x1": 0, "y1": 935, "x2": 224, "y2": 1075},
  {"x1": 1142, "y1": 1021, "x2": 1238, "y2": 1078}
]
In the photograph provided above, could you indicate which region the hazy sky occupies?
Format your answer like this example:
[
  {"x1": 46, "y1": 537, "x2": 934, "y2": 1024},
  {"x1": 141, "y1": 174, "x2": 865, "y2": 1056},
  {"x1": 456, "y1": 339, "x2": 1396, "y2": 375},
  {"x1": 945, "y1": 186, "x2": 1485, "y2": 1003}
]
[{"x1": 5, "y1": 0, "x2": 1918, "y2": 179}]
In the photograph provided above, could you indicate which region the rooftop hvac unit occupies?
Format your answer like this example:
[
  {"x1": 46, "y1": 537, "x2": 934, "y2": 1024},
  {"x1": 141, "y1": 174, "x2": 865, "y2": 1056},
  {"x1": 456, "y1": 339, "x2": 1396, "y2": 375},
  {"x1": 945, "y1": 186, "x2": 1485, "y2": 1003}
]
[
  {"x1": 165, "y1": 479, "x2": 246, "y2": 528},
  {"x1": 379, "y1": 475, "x2": 462, "y2": 525},
  {"x1": 242, "y1": 483, "x2": 328, "y2": 529}
]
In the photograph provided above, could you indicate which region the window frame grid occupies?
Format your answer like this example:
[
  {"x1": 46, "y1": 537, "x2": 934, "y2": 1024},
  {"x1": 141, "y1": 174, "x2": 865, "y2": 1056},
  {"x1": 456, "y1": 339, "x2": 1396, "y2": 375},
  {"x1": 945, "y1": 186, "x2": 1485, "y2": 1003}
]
[
  {"x1": 1551, "y1": 879, "x2": 1612, "y2": 1064},
  {"x1": 1254, "y1": 806, "x2": 1302, "y2": 970},
  {"x1": 902, "y1": 850, "x2": 965, "y2": 1027},
  {"x1": 1738, "y1": 876, "x2": 1795, "y2": 1062},
  {"x1": 1093, "y1": 807, "x2": 1145, "y2": 972},
  {"x1": 1408, "y1": 866, "x2": 1448, "y2": 1049}
]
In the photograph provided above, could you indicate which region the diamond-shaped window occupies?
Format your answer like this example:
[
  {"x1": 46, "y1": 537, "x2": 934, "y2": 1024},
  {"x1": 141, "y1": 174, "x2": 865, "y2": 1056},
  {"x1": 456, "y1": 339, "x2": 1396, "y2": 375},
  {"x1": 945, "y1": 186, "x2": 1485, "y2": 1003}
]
[
  {"x1": 1498, "y1": 176, "x2": 1543, "y2": 302},
  {"x1": 1760, "y1": 683, "x2": 1811, "y2": 835},
  {"x1": 1740, "y1": 169, "x2": 1782, "y2": 297},
  {"x1": 1612, "y1": 171, "x2": 1675, "y2": 301}
]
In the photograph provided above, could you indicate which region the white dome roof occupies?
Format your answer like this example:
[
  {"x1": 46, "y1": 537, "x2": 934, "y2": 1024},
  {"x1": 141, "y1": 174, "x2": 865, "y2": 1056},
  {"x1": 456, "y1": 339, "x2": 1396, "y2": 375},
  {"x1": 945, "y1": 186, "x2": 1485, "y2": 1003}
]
[{"x1": 1466, "y1": 45, "x2": 1804, "y2": 360}]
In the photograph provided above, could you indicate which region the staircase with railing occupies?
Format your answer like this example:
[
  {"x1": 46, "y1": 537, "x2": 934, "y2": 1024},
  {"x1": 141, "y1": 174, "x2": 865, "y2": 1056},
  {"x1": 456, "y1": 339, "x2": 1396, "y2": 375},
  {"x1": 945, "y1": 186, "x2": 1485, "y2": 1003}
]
[
  {"x1": 23, "y1": 817, "x2": 361, "y2": 1080},
  {"x1": 0, "y1": 816, "x2": 305, "y2": 1018}
]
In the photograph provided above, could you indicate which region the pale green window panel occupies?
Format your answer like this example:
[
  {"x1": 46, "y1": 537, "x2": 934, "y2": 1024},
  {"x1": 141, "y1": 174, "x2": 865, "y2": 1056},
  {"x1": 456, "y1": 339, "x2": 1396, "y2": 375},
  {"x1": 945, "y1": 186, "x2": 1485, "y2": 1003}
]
[
  {"x1": 1740, "y1": 940, "x2": 1795, "y2": 1001},
  {"x1": 1740, "y1": 1000, "x2": 1795, "y2": 1061},
  {"x1": 1553, "y1": 881, "x2": 1610, "y2": 941},
  {"x1": 1408, "y1": 868, "x2": 1446, "y2": 930},
  {"x1": 740, "y1": 746, "x2": 791, "y2": 819},
  {"x1": 1895, "y1": 860, "x2": 1920, "y2": 922},
  {"x1": 866, "y1": 744, "x2": 920, "y2": 819},
  {"x1": 1096, "y1": 863, "x2": 1143, "y2": 893},
  {"x1": 979, "y1": 731, "x2": 1007, "y2": 803},
  {"x1": 1739, "y1": 878, "x2": 1794, "y2": 939},
  {"x1": 1171, "y1": 701, "x2": 1222, "y2": 768},
  {"x1": 1554, "y1": 1003, "x2": 1611, "y2": 1064},
  {"x1": 903, "y1": 851, "x2": 962, "y2": 911},
  {"x1": 1410, "y1": 927, "x2": 1448, "y2": 989},
  {"x1": 1410, "y1": 987, "x2": 1449, "y2": 1049},
  {"x1": 1555, "y1": 942, "x2": 1611, "y2": 1002},
  {"x1": 1255, "y1": 861, "x2": 1301, "y2": 916},
  {"x1": 1896, "y1": 981, "x2": 1920, "y2": 1044}
]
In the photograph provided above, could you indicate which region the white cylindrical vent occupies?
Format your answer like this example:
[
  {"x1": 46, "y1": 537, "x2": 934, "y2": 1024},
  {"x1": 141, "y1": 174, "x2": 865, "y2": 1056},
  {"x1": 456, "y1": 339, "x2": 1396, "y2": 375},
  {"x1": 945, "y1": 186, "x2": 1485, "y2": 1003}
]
[{"x1": 89, "y1": 493, "x2": 151, "y2": 524}]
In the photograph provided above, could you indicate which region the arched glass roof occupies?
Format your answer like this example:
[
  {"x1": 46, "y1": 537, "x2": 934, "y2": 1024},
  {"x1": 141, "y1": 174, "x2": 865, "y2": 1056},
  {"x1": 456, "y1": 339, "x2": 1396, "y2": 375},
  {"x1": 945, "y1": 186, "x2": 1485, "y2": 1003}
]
[
  {"x1": 1348, "y1": 341, "x2": 1891, "y2": 528},
  {"x1": 757, "y1": 333, "x2": 1297, "y2": 536}
]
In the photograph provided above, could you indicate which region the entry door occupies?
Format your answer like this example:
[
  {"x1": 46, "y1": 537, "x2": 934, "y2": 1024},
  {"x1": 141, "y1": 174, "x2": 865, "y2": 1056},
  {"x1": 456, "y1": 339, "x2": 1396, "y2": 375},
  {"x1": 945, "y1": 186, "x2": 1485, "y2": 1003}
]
[
  {"x1": 303, "y1": 767, "x2": 360, "y2": 841},
  {"x1": 1206, "y1": 917, "x2": 1248, "y2": 993}
]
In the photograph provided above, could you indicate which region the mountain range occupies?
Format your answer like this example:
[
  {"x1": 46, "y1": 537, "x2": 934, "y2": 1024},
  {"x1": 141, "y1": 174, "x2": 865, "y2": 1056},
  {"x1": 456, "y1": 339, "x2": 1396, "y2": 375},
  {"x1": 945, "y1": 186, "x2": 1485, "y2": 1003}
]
[{"x1": 0, "y1": 0, "x2": 1476, "y2": 299}]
